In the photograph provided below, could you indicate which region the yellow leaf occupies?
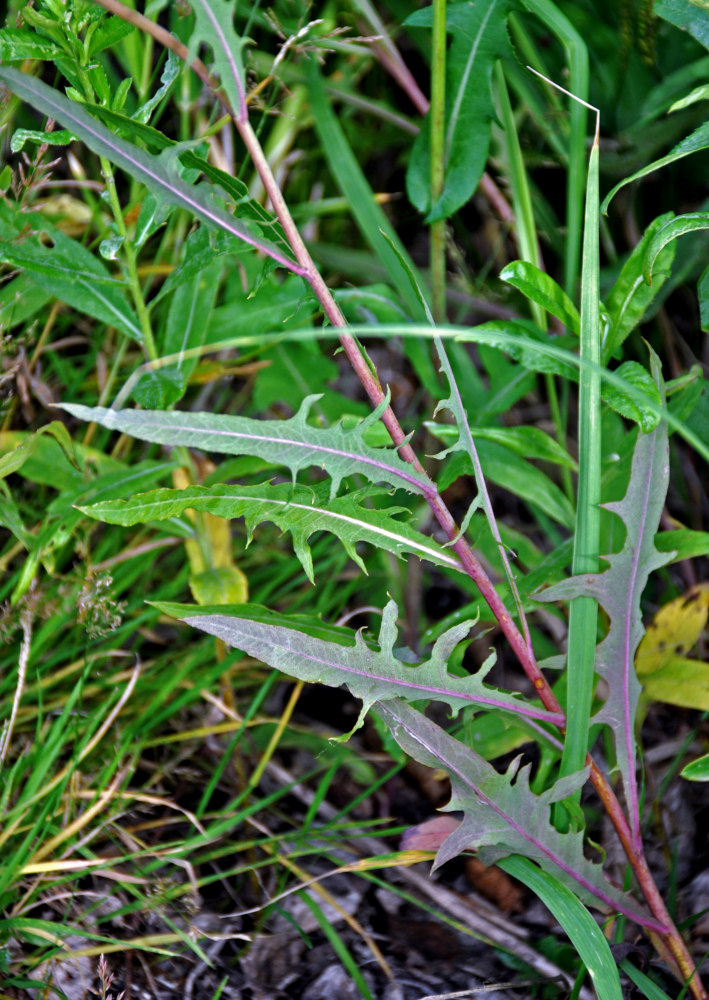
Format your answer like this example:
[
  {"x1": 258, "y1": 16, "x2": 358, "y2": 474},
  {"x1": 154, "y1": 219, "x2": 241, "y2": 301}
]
[
  {"x1": 639, "y1": 657, "x2": 709, "y2": 712},
  {"x1": 173, "y1": 464, "x2": 249, "y2": 605},
  {"x1": 636, "y1": 583, "x2": 709, "y2": 676}
]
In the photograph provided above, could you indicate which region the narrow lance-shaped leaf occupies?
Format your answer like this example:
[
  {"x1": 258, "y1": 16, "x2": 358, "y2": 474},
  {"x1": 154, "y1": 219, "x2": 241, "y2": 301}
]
[
  {"x1": 642, "y1": 212, "x2": 709, "y2": 284},
  {"x1": 0, "y1": 66, "x2": 301, "y2": 275},
  {"x1": 155, "y1": 598, "x2": 565, "y2": 728},
  {"x1": 189, "y1": 0, "x2": 248, "y2": 122},
  {"x1": 376, "y1": 699, "x2": 660, "y2": 929},
  {"x1": 60, "y1": 396, "x2": 431, "y2": 499},
  {"x1": 536, "y1": 354, "x2": 673, "y2": 850},
  {"x1": 78, "y1": 483, "x2": 465, "y2": 584},
  {"x1": 406, "y1": 0, "x2": 515, "y2": 222}
]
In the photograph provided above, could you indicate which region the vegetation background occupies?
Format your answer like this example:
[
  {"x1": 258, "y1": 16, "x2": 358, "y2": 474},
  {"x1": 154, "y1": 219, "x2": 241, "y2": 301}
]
[{"x1": 0, "y1": 0, "x2": 708, "y2": 998}]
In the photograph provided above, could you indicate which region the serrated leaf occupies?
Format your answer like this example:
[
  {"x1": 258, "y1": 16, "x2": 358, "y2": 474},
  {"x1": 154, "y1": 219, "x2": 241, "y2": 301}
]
[
  {"x1": 155, "y1": 598, "x2": 564, "y2": 728},
  {"x1": 603, "y1": 214, "x2": 676, "y2": 361},
  {"x1": 643, "y1": 212, "x2": 709, "y2": 284},
  {"x1": 406, "y1": 0, "x2": 515, "y2": 221},
  {"x1": 536, "y1": 369, "x2": 672, "y2": 846},
  {"x1": 426, "y1": 422, "x2": 576, "y2": 469},
  {"x1": 60, "y1": 397, "x2": 431, "y2": 499},
  {"x1": 500, "y1": 261, "x2": 580, "y2": 335},
  {"x1": 375, "y1": 699, "x2": 655, "y2": 927},
  {"x1": 78, "y1": 482, "x2": 464, "y2": 584}
]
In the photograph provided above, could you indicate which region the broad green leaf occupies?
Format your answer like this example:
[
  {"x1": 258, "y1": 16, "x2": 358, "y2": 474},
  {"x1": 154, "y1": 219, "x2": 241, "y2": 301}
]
[
  {"x1": 0, "y1": 27, "x2": 63, "y2": 61},
  {"x1": 602, "y1": 121, "x2": 709, "y2": 213},
  {"x1": 405, "y1": 0, "x2": 515, "y2": 222},
  {"x1": 438, "y1": 443, "x2": 576, "y2": 529},
  {"x1": 681, "y1": 753, "x2": 709, "y2": 781},
  {"x1": 643, "y1": 212, "x2": 709, "y2": 283},
  {"x1": 537, "y1": 361, "x2": 672, "y2": 845},
  {"x1": 78, "y1": 482, "x2": 465, "y2": 583},
  {"x1": 0, "y1": 422, "x2": 78, "y2": 480},
  {"x1": 154, "y1": 598, "x2": 564, "y2": 728},
  {"x1": 500, "y1": 261, "x2": 580, "y2": 334},
  {"x1": 0, "y1": 67, "x2": 299, "y2": 274},
  {"x1": 87, "y1": 14, "x2": 136, "y2": 57},
  {"x1": 376, "y1": 699, "x2": 654, "y2": 925},
  {"x1": 602, "y1": 361, "x2": 662, "y2": 432},
  {"x1": 656, "y1": 0, "x2": 709, "y2": 50},
  {"x1": 0, "y1": 226, "x2": 143, "y2": 344},
  {"x1": 603, "y1": 213, "x2": 676, "y2": 361},
  {"x1": 700, "y1": 263, "x2": 709, "y2": 331},
  {"x1": 655, "y1": 527, "x2": 709, "y2": 561},
  {"x1": 135, "y1": 259, "x2": 223, "y2": 407},
  {"x1": 60, "y1": 397, "x2": 431, "y2": 498},
  {"x1": 426, "y1": 422, "x2": 577, "y2": 469},
  {"x1": 500, "y1": 857, "x2": 623, "y2": 1000}
]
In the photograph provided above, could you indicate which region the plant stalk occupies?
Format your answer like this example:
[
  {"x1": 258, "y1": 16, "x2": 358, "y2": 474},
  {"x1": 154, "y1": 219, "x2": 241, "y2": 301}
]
[{"x1": 84, "y1": 5, "x2": 708, "y2": 993}]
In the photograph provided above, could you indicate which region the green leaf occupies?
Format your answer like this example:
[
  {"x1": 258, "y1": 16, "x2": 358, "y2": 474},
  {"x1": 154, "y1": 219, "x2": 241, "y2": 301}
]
[
  {"x1": 78, "y1": 482, "x2": 465, "y2": 584},
  {"x1": 643, "y1": 212, "x2": 709, "y2": 284},
  {"x1": 500, "y1": 857, "x2": 623, "y2": 1000},
  {"x1": 603, "y1": 214, "x2": 676, "y2": 361},
  {"x1": 0, "y1": 224, "x2": 143, "y2": 343},
  {"x1": 655, "y1": 0, "x2": 709, "y2": 51},
  {"x1": 500, "y1": 261, "x2": 581, "y2": 334},
  {"x1": 602, "y1": 361, "x2": 662, "y2": 432},
  {"x1": 189, "y1": 0, "x2": 248, "y2": 121},
  {"x1": 0, "y1": 67, "x2": 300, "y2": 275},
  {"x1": 681, "y1": 752, "x2": 709, "y2": 781},
  {"x1": 602, "y1": 121, "x2": 709, "y2": 213},
  {"x1": 60, "y1": 397, "x2": 431, "y2": 498},
  {"x1": 10, "y1": 128, "x2": 75, "y2": 152},
  {"x1": 438, "y1": 442, "x2": 576, "y2": 529},
  {"x1": 135, "y1": 259, "x2": 223, "y2": 407},
  {"x1": 0, "y1": 27, "x2": 63, "y2": 61},
  {"x1": 427, "y1": 422, "x2": 577, "y2": 468},
  {"x1": 655, "y1": 528, "x2": 709, "y2": 562},
  {"x1": 0, "y1": 422, "x2": 78, "y2": 480},
  {"x1": 405, "y1": 0, "x2": 515, "y2": 222},
  {"x1": 154, "y1": 598, "x2": 564, "y2": 728},
  {"x1": 376, "y1": 699, "x2": 653, "y2": 925}
]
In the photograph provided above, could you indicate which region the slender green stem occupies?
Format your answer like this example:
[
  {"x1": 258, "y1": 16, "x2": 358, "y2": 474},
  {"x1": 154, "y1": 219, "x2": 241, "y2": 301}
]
[
  {"x1": 560, "y1": 128, "x2": 601, "y2": 793},
  {"x1": 430, "y1": 0, "x2": 447, "y2": 324}
]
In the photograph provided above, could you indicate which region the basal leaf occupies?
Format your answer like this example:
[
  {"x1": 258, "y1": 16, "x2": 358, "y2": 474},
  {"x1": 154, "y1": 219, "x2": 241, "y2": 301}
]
[
  {"x1": 78, "y1": 482, "x2": 464, "y2": 584},
  {"x1": 536, "y1": 362, "x2": 672, "y2": 847},
  {"x1": 59, "y1": 397, "x2": 431, "y2": 498},
  {"x1": 405, "y1": 0, "x2": 515, "y2": 221},
  {"x1": 500, "y1": 261, "x2": 580, "y2": 335},
  {"x1": 376, "y1": 699, "x2": 656, "y2": 927},
  {"x1": 155, "y1": 599, "x2": 565, "y2": 728}
]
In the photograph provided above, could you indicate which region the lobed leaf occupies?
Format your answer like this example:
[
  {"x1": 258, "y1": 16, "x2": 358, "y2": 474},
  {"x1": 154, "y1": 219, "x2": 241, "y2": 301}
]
[
  {"x1": 155, "y1": 598, "x2": 565, "y2": 728},
  {"x1": 536, "y1": 357, "x2": 672, "y2": 846},
  {"x1": 376, "y1": 699, "x2": 657, "y2": 927},
  {"x1": 78, "y1": 482, "x2": 465, "y2": 584},
  {"x1": 60, "y1": 397, "x2": 431, "y2": 499}
]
